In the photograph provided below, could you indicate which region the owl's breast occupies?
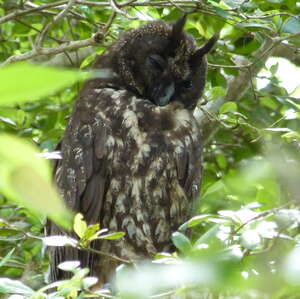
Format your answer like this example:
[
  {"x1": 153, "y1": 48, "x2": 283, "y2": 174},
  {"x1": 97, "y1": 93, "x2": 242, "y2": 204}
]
[{"x1": 85, "y1": 87, "x2": 199, "y2": 256}]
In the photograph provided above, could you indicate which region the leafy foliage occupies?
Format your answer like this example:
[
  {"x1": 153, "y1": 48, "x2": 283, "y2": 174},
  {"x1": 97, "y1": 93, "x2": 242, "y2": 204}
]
[{"x1": 0, "y1": 0, "x2": 300, "y2": 298}]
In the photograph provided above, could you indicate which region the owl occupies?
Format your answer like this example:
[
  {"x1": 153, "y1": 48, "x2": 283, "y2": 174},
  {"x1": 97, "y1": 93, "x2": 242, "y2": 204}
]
[{"x1": 49, "y1": 15, "x2": 217, "y2": 283}]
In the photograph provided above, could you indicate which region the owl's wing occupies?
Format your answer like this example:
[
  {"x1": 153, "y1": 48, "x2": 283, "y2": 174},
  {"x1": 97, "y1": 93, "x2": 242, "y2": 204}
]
[
  {"x1": 49, "y1": 86, "x2": 111, "y2": 281},
  {"x1": 175, "y1": 127, "x2": 202, "y2": 201}
]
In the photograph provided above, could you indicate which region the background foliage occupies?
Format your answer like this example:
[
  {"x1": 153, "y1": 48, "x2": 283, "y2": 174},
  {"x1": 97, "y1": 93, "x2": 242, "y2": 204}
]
[{"x1": 0, "y1": 0, "x2": 300, "y2": 298}]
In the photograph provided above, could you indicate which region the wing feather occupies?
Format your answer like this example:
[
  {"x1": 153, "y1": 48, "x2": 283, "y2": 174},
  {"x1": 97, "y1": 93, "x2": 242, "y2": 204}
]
[
  {"x1": 49, "y1": 92, "x2": 112, "y2": 280},
  {"x1": 175, "y1": 128, "x2": 202, "y2": 200}
]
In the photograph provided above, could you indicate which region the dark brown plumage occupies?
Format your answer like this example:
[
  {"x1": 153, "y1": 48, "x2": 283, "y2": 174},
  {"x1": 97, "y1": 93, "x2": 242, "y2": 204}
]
[{"x1": 49, "y1": 16, "x2": 217, "y2": 283}]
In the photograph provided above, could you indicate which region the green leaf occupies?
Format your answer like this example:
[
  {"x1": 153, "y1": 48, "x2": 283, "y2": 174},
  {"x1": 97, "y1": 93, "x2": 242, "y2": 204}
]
[
  {"x1": 219, "y1": 245, "x2": 243, "y2": 261},
  {"x1": 282, "y1": 131, "x2": 300, "y2": 142},
  {"x1": 256, "y1": 221, "x2": 278, "y2": 239},
  {"x1": 202, "y1": 180, "x2": 226, "y2": 198},
  {"x1": 213, "y1": 7, "x2": 231, "y2": 19},
  {"x1": 171, "y1": 232, "x2": 192, "y2": 254},
  {"x1": 0, "y1": 62, "x2": 89, "y2": 106},
  {"x1": 0, "y1": 134, "x2": 73, "y2": 229},
  {"x1": 58, "y1": 261, "x2": 81, "y2": 272},
  {"x1": 237, "y1": 23, "x2": 273, "y2": 31},
  {"x1": 219, "y1": 101, "x2": 238, "y2": 114},
  {"x1": 0, "y1": 278, "x2": 34, "y2": 295},
  {"x1": 282, "y1": 17, "x2": 300, "y2": 34},
  {"x1": 0, "y1": 116, "x2": 16, "y2": 126},
  {"x1": 270, "y1": 63, "x2": 279, "y2": 74},
  {"x1": 179, "y1": 214, "x2": 213, "y2": 231},
  {"x1": 264, "y1": 127, "x2": 291, "y2": 132},
  {"x1": 99, "y1": 232, "x2": 125, "y2": 240},
  {"x1": 287, "y1": 98, "x2": 300, "y2": 110},
  {"x1": 224, "y1": 0, "x2": 244, "y2": 9},
  {"x1": 74, "y1": 213, "x2": 88, "y2": 239},
  {"x1": 209, "y1": 86, "x2": 227, "y2": 100},
  {"x1": 0, "y1": 248, "x2": 15, "y2": 268},
  {"x1": 83, "y1": 223, "x2": 102, "y2": 241},
  {"x1": 240, "y1": 230, "x2": 261, "y2": 250},
  {"x1": 83, "y1": 277, "x2": 98, "y2": 289},
  {"x1": 43, "y1": 236, "x2": 78, "y2": 247},
  {"x1": 284, "y1": 247, "x2": 300, "y2": 285},
  {"x1": 216, "y1": 153, "x2": 228, "y2": 169},
  {"x1": 195, "y1": 224, "x2": 220, "y2": 246}
]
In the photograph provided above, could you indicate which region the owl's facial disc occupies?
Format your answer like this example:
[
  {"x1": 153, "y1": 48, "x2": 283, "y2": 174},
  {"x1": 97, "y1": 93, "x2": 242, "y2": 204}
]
[{"x1": 151, "y1": 82, "x2": 175, "y2": 106}]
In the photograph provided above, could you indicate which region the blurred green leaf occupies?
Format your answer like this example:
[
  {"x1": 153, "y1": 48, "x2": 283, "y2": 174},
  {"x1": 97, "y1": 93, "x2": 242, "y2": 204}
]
[
  {"x1": 179, "y1": 214, "x2": 213, "y2": 231},
  {"x1": 0, "y1": 134, "x2": 73, "y2": 229},
  {"x1": 58, "y1": 261, "x2": 81, "y2": 272},
  {"x1": 213, "y1": 7, "x2": 232, "y2": 19},
  {"x1": 172, "y1": 232, "x2": 192, "y2": 254},
  {"x1": 270, "y1": 62, "x2": 279, "y2": 74},
  {"x1": 73, "y1": 213, "x2": 88, "y2": 239},
  {"x1": 209, "y1": 86, "x2": 227, "y2": 100},
  {"x1": 284, "y1": 247, "x2": 300, "y2": 285},
  {"x1": 237, "y1": 23, "x2": 273, "y2": 31},
  {"x1": 240, "y1": 230, "x2": 261, "y2": 250},
  {"x1": 195, "y1": 225, "x2": 220, "y2": 246},
  {"x1": 43, "y1": 236, "x2": 77, "y2": 247},
  {"x1": 216, "y1": 153, "x2": 228, "y2": 169},
  {"x1": 0, "y1": 62, "x2": 89, "y2": 106},
  {"x1": 82, "y1": 223, "x2": 102, "y2": 243},
  {"x1": 0, "y1": 248, "x2": 15, "y2": 268},
  {"x1": 0, "y1": 278, "x2": 34, "y2": 295},
  {"x1": 98, "y1": 232, "x2": 125, "y2": 240},
  {"x1": 282, "y1": 17, "x2": 300, "y2": 34},
  {"x1": 82, "y1": 277, "x2": 98, "y2": 289},
  {"x1": 219, "y1": 101, "x2": 238, "y2": 114},
  {"x1": 282, "y1": 131, "x2": 300, "y2": 142}
]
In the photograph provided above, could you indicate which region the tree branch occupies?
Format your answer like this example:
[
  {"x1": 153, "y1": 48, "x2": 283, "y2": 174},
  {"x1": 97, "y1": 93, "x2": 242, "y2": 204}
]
[
  {"x1": 198, "y1": 37, "x2": 279, "y2": 144},
  {"x1": 78, "y1": 245, "x2": 131, "y2": 265},
  {"x1": 1, "y1": 11, "x2": 116, "y2": 67},
  {"x1": 109, "y1": 0, "x2": 136, "y2": 19},
  {"x1": 0, "y1": 0, "x2": 67, "y2": 25},
  {"x1": 1, "y1": 37, "x2": 97, "y2": 67},
  {"x1": 272, "y1": 43, "x2": 300, "y2": 67}
]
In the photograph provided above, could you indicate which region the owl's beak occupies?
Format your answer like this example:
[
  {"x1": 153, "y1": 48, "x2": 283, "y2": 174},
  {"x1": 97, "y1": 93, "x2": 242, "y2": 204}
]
[{"x1": 152, "y1": 82, "x2": 175, "y2": 106}]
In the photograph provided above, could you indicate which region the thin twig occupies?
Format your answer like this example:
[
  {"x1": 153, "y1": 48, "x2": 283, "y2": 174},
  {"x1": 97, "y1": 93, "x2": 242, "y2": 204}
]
[
  {"x1": 167, "y1": 0, "x2": 186, "y2": 12},
  {"x1": 16, "y1": 19, "x2": 68, "y2": 44},
  {"x1": 109, "y1": 0, "x2": 136, "y2": 19},
  {"x1": 251, "y1": 114, "x2": 287, "y2": 143},
  {"x1": 243, "y1": 12, "x2": 299, "y2": 20},
  {"x1": 35, "y1": 0, "x2": 76, "y2": 49},
  {"x1": 0, "y1": 0, "x2": 67, "y2": 25},
  {"x1": 247, "y1": 67, "x2": 258, "y2": 103},
  {"x1": 79, "y1": 245, "x2": 131, "y2": 264},
  {"x1": 233, "y1": 201, "x2": 296, "y2": 235},
  {"x1": 209, "y1": 31, "x2": 300, "y2": 69},
  {"x1": 1, "y1": 218, "x2": 43, "y2": 241},
  {"x1": 120, "y1": 0, "x2": 138, "y2": 7}
]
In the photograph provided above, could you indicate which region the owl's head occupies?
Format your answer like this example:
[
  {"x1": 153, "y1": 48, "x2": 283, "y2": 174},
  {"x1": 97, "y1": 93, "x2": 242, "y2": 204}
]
[{"x1": 96, "y1": 16, "x2": 217, "y2": 110}]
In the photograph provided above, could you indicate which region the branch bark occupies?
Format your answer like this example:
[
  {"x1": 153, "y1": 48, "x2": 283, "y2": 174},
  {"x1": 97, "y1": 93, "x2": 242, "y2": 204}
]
[
  {"x1": 1, "y1": 37, "x2": 97, "y2": 67},
  {"x1": 272, "y1": 43, "x2": 300, "y2": 67}
]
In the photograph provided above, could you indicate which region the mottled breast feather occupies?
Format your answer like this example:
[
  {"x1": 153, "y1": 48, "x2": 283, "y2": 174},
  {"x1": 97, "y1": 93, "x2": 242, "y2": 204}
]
[{"x1": 50, "y1": 84, "x2": 202, "y2": 282}]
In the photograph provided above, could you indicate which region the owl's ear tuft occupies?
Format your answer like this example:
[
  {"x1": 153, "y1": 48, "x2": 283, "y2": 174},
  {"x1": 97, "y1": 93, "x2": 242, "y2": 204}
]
[
  {"x1": 190, "y1": 34, "x2": 218, "y2": 65},
  {"x1": 170, "y1": 15, "x2": 187, "y2": 48}
]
